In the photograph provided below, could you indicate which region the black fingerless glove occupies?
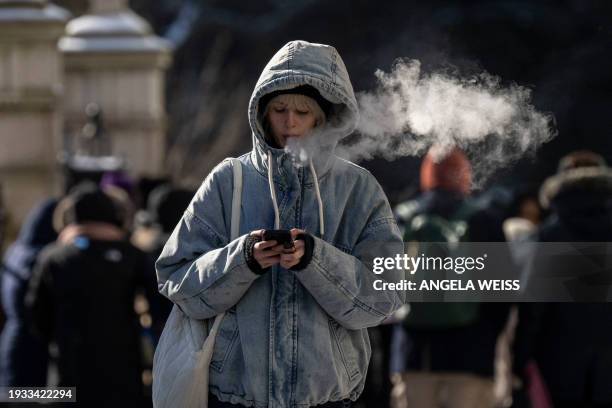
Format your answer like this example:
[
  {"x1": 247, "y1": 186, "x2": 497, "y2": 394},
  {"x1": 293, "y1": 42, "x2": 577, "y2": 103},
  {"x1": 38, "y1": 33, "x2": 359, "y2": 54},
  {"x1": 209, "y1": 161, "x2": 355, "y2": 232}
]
[
  {"x1": 291, "y1": 233, "x2": 315, "y2": 271},
  {"x1": 244, "y1": 235, "x2": 268, "y2": 275}
]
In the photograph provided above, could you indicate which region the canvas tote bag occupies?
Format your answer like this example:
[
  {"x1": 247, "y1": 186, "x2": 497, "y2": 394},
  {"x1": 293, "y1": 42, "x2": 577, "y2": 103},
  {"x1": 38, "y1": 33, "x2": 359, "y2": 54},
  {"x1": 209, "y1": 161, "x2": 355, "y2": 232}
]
[{"x1": 152, "y1": 158, "x2": 242, "y2": 408}]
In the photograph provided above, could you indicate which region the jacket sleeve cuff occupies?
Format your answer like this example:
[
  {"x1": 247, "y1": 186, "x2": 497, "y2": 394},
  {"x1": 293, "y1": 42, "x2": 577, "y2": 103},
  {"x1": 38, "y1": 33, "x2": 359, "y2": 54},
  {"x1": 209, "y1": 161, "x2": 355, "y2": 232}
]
[
  {"x1": 243, "y1": 234, "x2": 269, "y2": 275},
  {"x1": 291, "y1": 233, "x2": 315, "y2": 271}
]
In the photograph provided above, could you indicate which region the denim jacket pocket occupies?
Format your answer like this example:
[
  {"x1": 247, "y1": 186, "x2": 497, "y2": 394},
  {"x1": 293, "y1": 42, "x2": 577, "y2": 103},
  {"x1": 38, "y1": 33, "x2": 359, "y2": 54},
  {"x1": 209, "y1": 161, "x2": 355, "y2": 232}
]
[
  {"x1": 327, "y1": 318, "x2": 361, "y2": 382},
  {"x1": 209, "y1": 307, "x2": 240, "y2": 372}
]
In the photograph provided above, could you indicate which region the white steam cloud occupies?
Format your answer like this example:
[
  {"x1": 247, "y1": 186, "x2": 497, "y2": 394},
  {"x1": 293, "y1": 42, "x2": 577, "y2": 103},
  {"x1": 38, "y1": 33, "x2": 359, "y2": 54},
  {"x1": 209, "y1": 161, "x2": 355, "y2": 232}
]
[{"x1": 337, "y1": 59, "x2": 557, "y2": 187}]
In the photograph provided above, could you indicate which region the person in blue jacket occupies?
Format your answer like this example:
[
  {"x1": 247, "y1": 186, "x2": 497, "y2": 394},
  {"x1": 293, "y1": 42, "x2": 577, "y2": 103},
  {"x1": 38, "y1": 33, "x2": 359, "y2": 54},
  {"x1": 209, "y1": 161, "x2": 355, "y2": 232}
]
[
  {"x1": 156, "y1": 40, "x2": 405, "y2": 408},
  {"x1": 0, "y1": 199, "x2": 57, "y2": 387}
]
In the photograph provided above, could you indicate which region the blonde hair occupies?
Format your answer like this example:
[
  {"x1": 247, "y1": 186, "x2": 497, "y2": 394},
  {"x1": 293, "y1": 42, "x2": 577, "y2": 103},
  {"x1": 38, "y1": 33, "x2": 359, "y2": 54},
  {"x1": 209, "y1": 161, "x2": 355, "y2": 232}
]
[{"x1": 263, "y1": 93, "x2": 326, "y2": 127}]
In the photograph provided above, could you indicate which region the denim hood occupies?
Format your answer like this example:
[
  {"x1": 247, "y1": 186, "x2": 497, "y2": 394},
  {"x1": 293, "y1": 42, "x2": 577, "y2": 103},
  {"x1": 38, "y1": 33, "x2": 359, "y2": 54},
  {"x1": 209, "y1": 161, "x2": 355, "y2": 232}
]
[{"x1": 248, "y1": 40, "x2": 359, "y2": 179}]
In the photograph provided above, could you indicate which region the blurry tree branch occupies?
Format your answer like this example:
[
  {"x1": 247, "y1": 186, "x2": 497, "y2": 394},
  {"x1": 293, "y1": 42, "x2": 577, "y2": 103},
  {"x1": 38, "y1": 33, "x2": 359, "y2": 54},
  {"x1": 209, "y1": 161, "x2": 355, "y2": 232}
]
[{"x1": 163, "y1": 0, "x2": 318, "y2": 47}]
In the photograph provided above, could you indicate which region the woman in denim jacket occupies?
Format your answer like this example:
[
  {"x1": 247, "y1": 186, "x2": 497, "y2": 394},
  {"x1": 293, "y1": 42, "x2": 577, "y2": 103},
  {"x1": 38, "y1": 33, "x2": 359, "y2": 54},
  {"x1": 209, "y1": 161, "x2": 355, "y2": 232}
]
[{"x1": 156, "y1": 40, "x2": 405, "y2": 408}]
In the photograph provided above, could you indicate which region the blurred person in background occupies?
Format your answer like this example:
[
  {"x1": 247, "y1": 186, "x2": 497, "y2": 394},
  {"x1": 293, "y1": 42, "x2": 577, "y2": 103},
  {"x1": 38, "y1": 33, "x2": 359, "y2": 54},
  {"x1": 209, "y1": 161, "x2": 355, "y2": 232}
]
[
  {"x1": 537, "y1": 150, "x2": 612, "y2": 242},
  {"x1": 100, "y1": 170, "x2": 136, "y2": 201},
  {"x1": 145, "y1": 185, "x2": 194, "y2": 259},
  {"x1": 0, "y1": 199, "x2": 58, "y2": 388},
  {"x1": 100, "y1": 170, "x2": 137, "y2": 233},
  {"x1": 514, "y1": 150, "x2": 612, "y2": 408},
  {"x1": 0, "y1": 184, "x2": 5, "y2": 332},
  {"x1": 134, "y1": 184, "x2": 194, "y2": 342},
  {"x1": 502, "y1": 186, "x2": 544, "y2": 242},
  {"x1": 492, "y1": 185, "x2": 546, "y2": 408},
  {"x1": 0, "y1": 183, "x2": 5, "y2": 254},
  {"x1": 25, "y1": 183, "x2": 157, "y2": 407},
  {"x1": 391, "y1": 147, "x2": 512, "y2": 408}
]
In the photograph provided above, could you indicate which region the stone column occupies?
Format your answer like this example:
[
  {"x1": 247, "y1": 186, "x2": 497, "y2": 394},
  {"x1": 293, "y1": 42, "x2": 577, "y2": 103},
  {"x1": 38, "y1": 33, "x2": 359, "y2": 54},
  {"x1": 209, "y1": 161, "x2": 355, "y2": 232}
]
[
  {"x1": 59, "y1": 0, "x2": 172, "y2": 178},
  {"x1": 0, "y1": 0, "x2": 69, "y2": 245}
]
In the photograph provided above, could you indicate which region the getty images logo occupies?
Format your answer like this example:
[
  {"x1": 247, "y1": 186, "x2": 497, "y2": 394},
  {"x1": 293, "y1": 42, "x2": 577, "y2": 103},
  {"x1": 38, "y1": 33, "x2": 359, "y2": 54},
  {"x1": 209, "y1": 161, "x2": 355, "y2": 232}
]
[{"x1": 372, "y1": 253, "x2": 488, "y2": 275}]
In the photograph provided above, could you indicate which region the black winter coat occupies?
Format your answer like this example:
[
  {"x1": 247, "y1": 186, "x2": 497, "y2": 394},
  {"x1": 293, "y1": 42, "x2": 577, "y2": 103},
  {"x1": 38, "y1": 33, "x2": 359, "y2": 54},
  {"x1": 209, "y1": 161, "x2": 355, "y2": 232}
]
[
  {"x1": 26, "y1": 237, "x2": 156, "y2": 407},
  {"x1": 515, "y1": 170, "x2": 612, "y2": 404}
]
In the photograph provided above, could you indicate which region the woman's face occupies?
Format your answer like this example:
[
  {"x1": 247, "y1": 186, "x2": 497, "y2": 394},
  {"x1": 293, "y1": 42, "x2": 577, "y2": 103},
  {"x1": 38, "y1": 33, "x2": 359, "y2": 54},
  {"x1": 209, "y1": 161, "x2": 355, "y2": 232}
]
[{"x1": 266, "y1": 97, "x2": 318, "y2": 148}]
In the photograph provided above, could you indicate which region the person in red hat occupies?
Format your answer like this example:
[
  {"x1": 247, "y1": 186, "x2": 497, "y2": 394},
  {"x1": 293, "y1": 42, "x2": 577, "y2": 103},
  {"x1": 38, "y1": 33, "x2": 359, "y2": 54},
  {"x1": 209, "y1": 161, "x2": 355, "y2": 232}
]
[
  {"x1": 391, "y1": 146, "x2": 511, "y2": 408},
  {"x1": 419, "y1": 147, "x2": 472, "y2": 197}
]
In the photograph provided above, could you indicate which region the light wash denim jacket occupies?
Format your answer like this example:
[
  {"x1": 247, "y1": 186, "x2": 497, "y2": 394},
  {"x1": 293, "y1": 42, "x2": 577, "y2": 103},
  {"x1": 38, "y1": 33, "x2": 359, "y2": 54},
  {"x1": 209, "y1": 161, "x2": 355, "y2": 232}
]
[{"x1": 156, "y1": 40, "x2": 405, "y2": 408}]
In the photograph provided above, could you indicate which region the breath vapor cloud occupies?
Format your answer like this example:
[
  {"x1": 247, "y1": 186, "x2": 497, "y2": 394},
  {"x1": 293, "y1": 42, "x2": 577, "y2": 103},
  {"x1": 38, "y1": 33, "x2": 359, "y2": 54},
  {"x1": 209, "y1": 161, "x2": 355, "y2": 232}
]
[{"x1": 338, "y1": 59, "x2": 557, "y2": 187}]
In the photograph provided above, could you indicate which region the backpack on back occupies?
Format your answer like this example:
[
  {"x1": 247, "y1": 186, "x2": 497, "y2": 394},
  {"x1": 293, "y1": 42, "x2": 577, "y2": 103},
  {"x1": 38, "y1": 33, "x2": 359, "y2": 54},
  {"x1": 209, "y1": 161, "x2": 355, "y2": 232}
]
[{"x1": 400, "y1": 201, "x2": 480, "y2": 330}]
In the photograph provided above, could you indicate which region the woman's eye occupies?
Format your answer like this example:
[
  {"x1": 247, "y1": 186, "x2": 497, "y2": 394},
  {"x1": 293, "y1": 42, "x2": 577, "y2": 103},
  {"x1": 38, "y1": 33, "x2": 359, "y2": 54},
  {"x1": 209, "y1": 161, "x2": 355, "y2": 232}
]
[
  {"x1": 296, "y1": 110, "x2": 310, "y2": 115},
  {"x1": 273, "y1": 107, "x2": 286, "y2": 113}
]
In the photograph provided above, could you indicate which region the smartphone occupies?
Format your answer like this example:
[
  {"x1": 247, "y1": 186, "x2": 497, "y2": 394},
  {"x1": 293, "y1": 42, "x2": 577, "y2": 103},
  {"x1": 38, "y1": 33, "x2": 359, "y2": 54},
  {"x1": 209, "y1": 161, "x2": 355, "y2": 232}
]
[{"x1": 262, "y1": 229, "x2": 294, "y2": 249}]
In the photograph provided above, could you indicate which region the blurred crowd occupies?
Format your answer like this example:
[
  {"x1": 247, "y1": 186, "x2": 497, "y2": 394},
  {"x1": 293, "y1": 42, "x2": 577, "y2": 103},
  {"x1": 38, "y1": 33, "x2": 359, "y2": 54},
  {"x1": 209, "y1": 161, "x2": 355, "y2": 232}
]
[
  {"x1": 0, "y1": 147, "x2": 611, "y2": 407},
  {"x1": 0, "y1": 169, "x2": 193, "y2": 407}
]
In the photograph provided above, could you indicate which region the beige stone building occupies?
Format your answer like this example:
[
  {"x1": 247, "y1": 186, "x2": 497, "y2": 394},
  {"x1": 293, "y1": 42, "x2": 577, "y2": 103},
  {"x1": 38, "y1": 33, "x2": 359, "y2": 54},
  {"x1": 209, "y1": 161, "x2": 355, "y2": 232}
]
[
  {"x1": 60, "y1": 0, "x2": 172, "y2": 177},
  {"x1": 0, "y1": 0, "x2": 69, "y2": 246},
  {"x1": 0, "y1": 0, "x2": 172, "y2": 247}
]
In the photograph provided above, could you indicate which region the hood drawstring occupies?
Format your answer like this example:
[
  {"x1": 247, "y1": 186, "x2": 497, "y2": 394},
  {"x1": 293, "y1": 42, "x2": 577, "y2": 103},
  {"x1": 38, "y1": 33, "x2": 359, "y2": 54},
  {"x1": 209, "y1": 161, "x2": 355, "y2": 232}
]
[
  {"x1": 267, "y1": 154, "x2": 280, "y2": 229},
  {"x1": 309, "y1": 158, "x2": 325, "y2": 237},
  {"x1": 265, "y1": 154, "x2": 325, "y2": 237}
]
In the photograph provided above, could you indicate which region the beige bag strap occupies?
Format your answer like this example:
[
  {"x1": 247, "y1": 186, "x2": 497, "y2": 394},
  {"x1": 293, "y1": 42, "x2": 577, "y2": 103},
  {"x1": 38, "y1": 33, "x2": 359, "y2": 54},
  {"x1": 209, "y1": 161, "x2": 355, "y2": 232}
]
[
  {"x1": 230, "y1": 158, "x2": 242, "y2": 241},
  {"x1": 201, "y1": 158, "x2": 242, "y2": 405},
  {"x1": 206, "y1": 158, "x2": 242, "y2": 340}
]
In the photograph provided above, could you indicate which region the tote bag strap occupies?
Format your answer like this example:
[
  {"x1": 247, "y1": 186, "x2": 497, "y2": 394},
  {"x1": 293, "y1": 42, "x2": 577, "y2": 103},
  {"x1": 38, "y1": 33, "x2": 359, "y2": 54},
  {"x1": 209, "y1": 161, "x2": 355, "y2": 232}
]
[
  {"x1": 230, "y1": 157, "x2": 242, "y2": 241},
  {"x1": 204, "y1": 158, "x2": 242, "y2": 349}
]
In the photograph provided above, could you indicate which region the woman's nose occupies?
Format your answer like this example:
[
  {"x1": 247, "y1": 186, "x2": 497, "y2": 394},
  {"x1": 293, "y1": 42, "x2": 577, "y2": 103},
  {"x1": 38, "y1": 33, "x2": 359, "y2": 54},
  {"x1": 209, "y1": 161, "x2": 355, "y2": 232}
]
[{"x1": 286, "y1": 111, "x2": 297, "y2": 128}]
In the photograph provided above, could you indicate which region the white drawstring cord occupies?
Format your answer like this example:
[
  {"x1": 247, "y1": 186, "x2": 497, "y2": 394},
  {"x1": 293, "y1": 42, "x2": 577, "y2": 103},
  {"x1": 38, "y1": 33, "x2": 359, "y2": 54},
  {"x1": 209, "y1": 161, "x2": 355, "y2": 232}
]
[
  {"x1": 266, "y1": 154, "x2": 324, "y2": 237},
  {"x1": 267, "y1": 154, "x2": 280, "y2": 229},
  {"x1": 309, "y1": 158, "x2": 325, "y2": 237}
]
